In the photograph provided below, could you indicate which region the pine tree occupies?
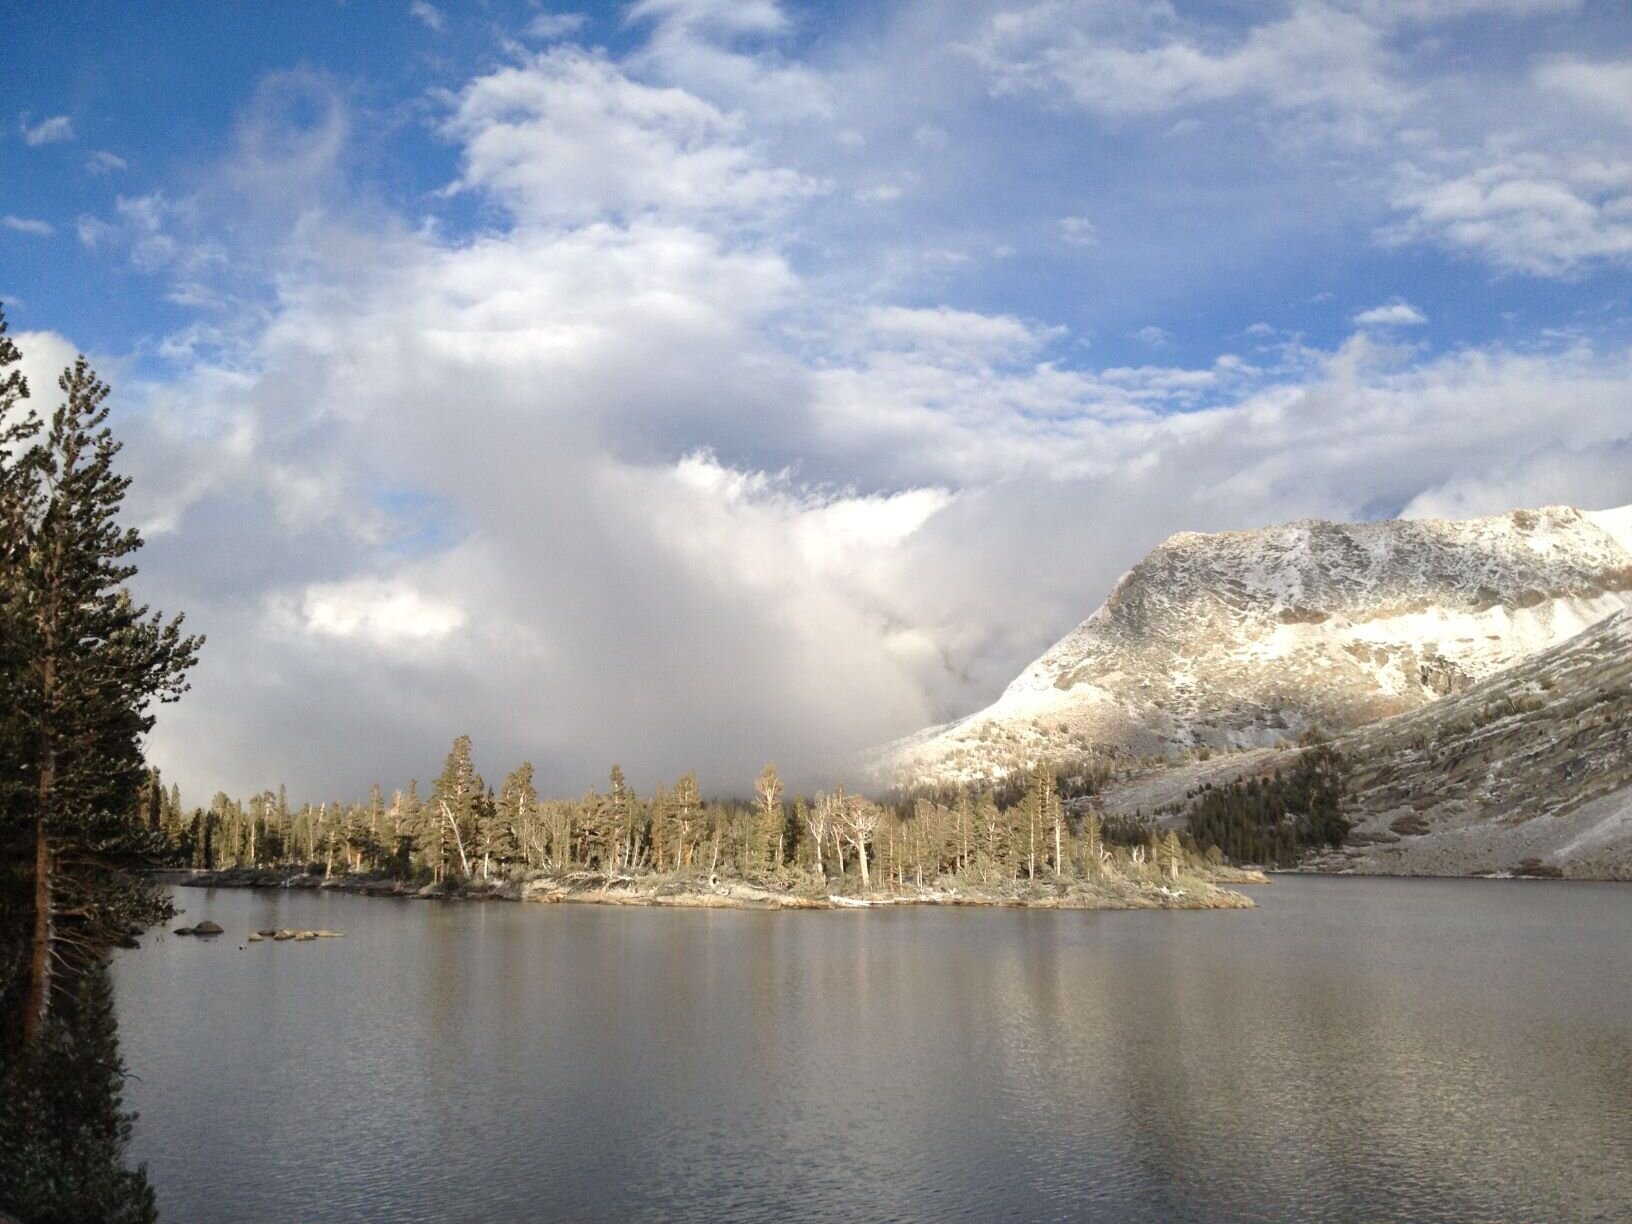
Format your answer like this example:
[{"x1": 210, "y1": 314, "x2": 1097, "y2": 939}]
[
  {"x1": 753, "y1": 762, "x2": 783, "y2": 875},
  {"x1": 607, "y1": 765, "x2": 634, "y2": 873},
  {"x1": 1081, "y1": 808, "x2": 1104, "y2": 874},
  {"x1": 400, "y1": 780, "x2": 425, "y2": 876},
  {"x1": 429, "y1": 735, "x2": 482, "y2": 880},
  {"x1": 1160, "y1": 829, "x2": 1184, "y2": 880},
  {"x1": 670, "y1": 770, "x2": 700, "y2": 870},
  {"x1": 954, "y1": 787, "x2": 973, "y2": 876},
  {"x1": 977, "y1": 790, "x2": 1005, "y2": 883},
  {"x1": 9, "y1": 356, "x2": 201, "y2": 1044},
  {"x1": 498, "y1": 763, "x2": 540, "y2": 869},
  {"x1": 160, "y1": 782, "x2": 184, "y2": 854},
  {"x1": 648, "y1": 784, "x2": 671, "y2": 873}
]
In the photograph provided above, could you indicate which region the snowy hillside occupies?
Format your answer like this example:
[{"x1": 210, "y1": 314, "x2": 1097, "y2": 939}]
[
  {"x1": 879, "y1": 504, "x2": 1632, "y2": 785},
  {"x1": 1095, "y1": 608, "x2": 1632, "y2": 878}
]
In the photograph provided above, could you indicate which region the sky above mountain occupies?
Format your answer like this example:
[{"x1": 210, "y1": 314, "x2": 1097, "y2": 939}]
[{"x1": 3, "y1": 0, "x2": 1630, "y2": 802}]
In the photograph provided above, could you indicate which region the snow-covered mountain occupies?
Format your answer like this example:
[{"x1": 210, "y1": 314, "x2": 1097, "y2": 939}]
[{"x1": 879, "y1": 503, "x2": 1632, "y2": 785}]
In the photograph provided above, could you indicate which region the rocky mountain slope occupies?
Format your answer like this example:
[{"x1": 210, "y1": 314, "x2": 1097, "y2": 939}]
[
  {"x1": 879, "y1": 504, "x2": 1632, "y2": 785},
  {"x1": 1096, "y1": 608, "x2": 1632, "y2": 879}
]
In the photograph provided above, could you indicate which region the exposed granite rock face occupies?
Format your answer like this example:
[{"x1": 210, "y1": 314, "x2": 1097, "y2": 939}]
[{"x1": 878, "y1": 503, "x2": 1632, "y2": 785}]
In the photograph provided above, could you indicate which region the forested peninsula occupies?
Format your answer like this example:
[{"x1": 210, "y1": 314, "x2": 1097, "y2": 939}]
[{"x1": 157, "y1": 739, "x2": 1259, "y2": 912}]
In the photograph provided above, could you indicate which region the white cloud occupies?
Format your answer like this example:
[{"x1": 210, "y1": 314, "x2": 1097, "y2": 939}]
[
  {"x1": 1058, "y1": 215, "x2": 1096, "y2": 246},
  {"x1": 623, "y1": 0, "x2": 831, "y2": 124},
  {"x1": 3, "y1": 216, "x2": 54, "y2": 237},
  {"x1": 626, "y1": 0, "x2": 790, "y2": 37},
  {"x1": 1132, "y1": 325, "x2": 1171, "y2": 347},
  {"x1": 859, "y1": 305, "x2": 1057, "y2": 366},
  {"x1": 1384, "y1": 151, "x2": 1632, "y2": 276},
  {"x1": 979, "y1": 2, "x2": 1402, "y2": 128},
  {"x1": 1353, "y1": 300, "x2": 1427, "y2": 327},
  {"x1": 525, "y1": 11, "x2": 587, "y2": 40},
  {"x1": 1401, "y1": 440, "x2": 1632, "y2": 523},
  {"x1": 409, "y1": 0, "x2": 444, "y2": 31},
  {"x1": 299, "y1": 578, "x2": 465, "y2": 645},
  {"x1": 19, "y1": 113, "x2": 73, "y2": 145},
  {"x1": 85, "y1": 150, "x2": 128, "y2": 174},
  {"x1": 75, "y1": 214, "x2": 116, "y2": 248},
  {"x1": 1534, "y1": 56, "x2": 1632, "y2": 126},
  {"x1": 443, "y1": 48, "x2": 818, "y2": 225}
]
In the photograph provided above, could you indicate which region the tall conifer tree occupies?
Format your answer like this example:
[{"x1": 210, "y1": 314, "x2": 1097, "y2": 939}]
[{"x1": 10, "y1": 356, "x2": 201, "y2": 1043}]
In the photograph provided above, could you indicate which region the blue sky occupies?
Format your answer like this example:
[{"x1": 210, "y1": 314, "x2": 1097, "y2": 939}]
[{"x1": 3, "y1": 0, "x2": 1631, "y2": 800}]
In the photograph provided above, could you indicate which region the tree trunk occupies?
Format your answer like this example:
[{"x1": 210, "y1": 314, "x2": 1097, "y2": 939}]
[
  {"x1": 441, "y1": 802, "x2": 472, "y2": 877},
  {"x1": 22, "y1": 818, "x2": 52, "y2": 1045},
  {"x1": 25, "y1": 647, "x2": 58, "y2": 1046},
  {"x1": 857, "y1": 835, "x2": 870, "y2": 891}
]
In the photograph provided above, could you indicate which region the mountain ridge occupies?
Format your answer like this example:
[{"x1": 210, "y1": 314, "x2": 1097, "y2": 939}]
[{"x1": 878, "y1": 502, "x2": 1632, "y2": 786}]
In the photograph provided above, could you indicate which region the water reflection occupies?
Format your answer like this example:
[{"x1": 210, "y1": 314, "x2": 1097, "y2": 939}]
[{"x1": 116, "y1": 879, "x2": 1632, "y2": 1223}]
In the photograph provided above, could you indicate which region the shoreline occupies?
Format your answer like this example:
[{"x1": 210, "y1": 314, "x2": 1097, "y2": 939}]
[{"x1": 156, "y1": 867, "x2": 1263, "y2": 911}]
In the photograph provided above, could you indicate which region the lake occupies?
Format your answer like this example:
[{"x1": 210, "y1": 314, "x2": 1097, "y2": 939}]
[{"x1": 112, "y1": 876, "x2": 1632, "y2": 1222}]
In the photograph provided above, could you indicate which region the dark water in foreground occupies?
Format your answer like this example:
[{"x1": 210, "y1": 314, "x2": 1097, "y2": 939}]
[{"x1": 113, "y1": 877, "x2": 1631, "y2": 1223}]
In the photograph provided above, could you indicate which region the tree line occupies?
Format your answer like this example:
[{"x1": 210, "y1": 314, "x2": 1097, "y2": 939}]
[
  {"x1": 1183, "y1": 731, "x2": 1350, "y2": 866},
  {"x1": 164, "y1": 744, "x2": 1202, "y2": 891}
]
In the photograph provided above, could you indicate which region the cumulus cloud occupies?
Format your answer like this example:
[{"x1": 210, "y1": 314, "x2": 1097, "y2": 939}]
[
  {"x1": 1384, "y1": 151, "x2": 1632, "y2": 275},
  {"x1": 298, "y1": 578, "x2": 465, "y2": 646},
  {"x1": 1353, "y1": 300, "x2": 1427, "y2": 327},
  {"x1": 3, "y1": 216, "x2": 54, "y2": 237},
  {"x1": 1534, "y1": 56, "x2": 1632, "y2": 126},
  {"x1": 19, "y1": 113, "x2": 73, "y2": 145},
  {"x1": 85, "y1": 150, "x2": 128, "y2": 175},
  {"x1": 443, "y1": 47, "x2": 818, "y2": 224},
  {"x1": 409, "y1": 0, "x2": 443, "y2": 32},
  {"x1": 969, "y1": 3, "x2": 1630, "y2": 279}
]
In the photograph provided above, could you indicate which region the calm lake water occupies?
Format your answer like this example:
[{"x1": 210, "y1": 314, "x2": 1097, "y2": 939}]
[{"x1": 112, "y1": 876, "x2": 1631, "y2": 1223}]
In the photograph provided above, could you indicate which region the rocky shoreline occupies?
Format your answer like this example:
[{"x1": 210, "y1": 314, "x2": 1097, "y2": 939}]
[{"x1": 159, "y1": 867, "x2": 1261, "y2": 911}]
